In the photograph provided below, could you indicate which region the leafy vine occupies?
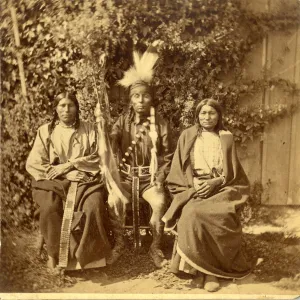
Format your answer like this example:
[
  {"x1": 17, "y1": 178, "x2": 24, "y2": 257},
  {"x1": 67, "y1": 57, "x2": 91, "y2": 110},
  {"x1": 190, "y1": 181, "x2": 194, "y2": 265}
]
[{"x1": 1, "y1": 0, "x2": 299, "y2": 227}]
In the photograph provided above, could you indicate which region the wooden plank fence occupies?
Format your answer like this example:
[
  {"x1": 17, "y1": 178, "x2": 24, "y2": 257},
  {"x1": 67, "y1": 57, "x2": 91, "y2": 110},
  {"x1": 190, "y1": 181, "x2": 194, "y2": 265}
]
[{"x1": 243, "y1": 0, "x2": 300, "y2": 205}]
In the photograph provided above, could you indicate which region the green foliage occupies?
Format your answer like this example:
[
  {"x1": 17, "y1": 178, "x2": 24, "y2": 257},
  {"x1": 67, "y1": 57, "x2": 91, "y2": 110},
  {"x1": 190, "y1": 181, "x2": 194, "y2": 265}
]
[{"x1": 1, "y1": 0, "x2": 300, "y2": 228}]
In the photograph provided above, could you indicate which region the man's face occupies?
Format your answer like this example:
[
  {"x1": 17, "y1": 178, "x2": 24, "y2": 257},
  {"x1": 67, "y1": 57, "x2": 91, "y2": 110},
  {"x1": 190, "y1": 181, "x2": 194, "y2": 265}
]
[
  {"x1": 130, "y1": 85, "x2": 152, "y2": 115},
  {"x1": 56, "y1": 98, "x2": 77, "y2": 125}
]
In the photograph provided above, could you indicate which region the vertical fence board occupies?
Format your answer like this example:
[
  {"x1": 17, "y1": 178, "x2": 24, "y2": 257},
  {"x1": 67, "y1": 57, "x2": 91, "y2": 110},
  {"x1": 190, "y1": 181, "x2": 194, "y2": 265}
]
[
  {"x1": 239, "y1": 0, "x2": 268, "y2": 187},
  {"x1": 239, "y1": 43, "x2": 265, "y2": 185},
  {"x1": 287, "y1": 26, "x2": 300, "y2": 205},
  {"x1": 261, "y1": 25, "x2": 299, "y2": 204}
]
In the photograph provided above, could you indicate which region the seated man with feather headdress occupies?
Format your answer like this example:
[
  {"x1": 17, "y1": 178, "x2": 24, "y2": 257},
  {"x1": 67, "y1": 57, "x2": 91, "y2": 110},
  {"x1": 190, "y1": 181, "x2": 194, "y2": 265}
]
[{"x1": 107, "y1": 42, "x2": 173, "y2": 268}]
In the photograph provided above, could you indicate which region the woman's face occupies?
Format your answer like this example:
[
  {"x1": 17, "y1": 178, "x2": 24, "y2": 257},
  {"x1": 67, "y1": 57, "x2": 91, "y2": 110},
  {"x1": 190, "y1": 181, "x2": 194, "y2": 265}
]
[
  {"x1": 56, "y1": 98, "x2": 77, "y2": 125},
  {"x1": 130, "y1": 85, "x2": 152, "y2": 115},
  {"x1": 198, "y1": 104, "x2": 219, "y2": 131}
]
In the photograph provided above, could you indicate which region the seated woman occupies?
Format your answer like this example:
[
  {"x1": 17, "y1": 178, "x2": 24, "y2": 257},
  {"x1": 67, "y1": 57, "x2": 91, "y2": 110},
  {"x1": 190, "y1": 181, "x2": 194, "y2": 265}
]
[
  {"x1": 162, "y1": 99, "x2": 252, "y2": 292},
  {"x1": 26, "y1": 91, "x2": 111, "y2": 271}
]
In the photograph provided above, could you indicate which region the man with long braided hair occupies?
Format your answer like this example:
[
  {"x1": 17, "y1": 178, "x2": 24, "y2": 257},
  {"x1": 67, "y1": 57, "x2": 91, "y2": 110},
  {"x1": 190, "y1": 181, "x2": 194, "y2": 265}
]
[
  {"x1": 26, "y1": 91, "x2": 111, "y2": 271},
  {"x1": 107, "y1": 43, "x2": 173, "y2": 268}
]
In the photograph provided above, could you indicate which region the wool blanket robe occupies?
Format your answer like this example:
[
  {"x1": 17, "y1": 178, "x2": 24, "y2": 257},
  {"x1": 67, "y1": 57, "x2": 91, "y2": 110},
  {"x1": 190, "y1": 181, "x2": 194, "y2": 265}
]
[
  {"x1": 33, "y1": 178, "x2": 111, "y2": 268},
  {"x1": 162, "y1": 125, "x2": 252, "y2": 278}
]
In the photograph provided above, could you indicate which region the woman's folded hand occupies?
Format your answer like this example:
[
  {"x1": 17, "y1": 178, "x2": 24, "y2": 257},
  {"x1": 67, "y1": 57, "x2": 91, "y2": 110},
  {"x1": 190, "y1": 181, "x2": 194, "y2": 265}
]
[{"x1": 195, "y1": 177, "x2": 223, "y2": 198}]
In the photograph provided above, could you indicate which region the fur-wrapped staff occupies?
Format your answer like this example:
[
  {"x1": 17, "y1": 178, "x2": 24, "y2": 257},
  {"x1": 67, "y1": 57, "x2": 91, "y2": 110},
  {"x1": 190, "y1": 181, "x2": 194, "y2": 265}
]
[{"x1": 93, "y1": 54, "x2": 128, "y2": 218}]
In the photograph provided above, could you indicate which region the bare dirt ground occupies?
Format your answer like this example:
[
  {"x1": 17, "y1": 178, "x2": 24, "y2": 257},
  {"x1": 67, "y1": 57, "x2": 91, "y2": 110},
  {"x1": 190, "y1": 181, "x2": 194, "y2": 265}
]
[{"x1": 1, "y1": 207, "x2": 300, "y2": 297}]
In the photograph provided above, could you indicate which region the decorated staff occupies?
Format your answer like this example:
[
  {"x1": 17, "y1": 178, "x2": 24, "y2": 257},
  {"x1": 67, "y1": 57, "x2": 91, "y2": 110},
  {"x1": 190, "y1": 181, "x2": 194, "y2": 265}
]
[
  {"x1": 94, "y1": 54, "x2": 128, "y2": 216},
  {"x1": 108, "y1": 41, "x2": 173, "y2": 268}
]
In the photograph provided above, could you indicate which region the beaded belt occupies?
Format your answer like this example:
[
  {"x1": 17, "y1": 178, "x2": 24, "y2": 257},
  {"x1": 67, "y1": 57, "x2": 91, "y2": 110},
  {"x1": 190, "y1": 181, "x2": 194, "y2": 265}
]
[
  {"x1": 58, "y1": 181, "x2": 78, "y2": 268},
  {"x1": 120, "y1": 163, "x2": 150, "y2": 177},
  {"x1": 132, "y1": 176, "x2": 141, "y2": 249}
]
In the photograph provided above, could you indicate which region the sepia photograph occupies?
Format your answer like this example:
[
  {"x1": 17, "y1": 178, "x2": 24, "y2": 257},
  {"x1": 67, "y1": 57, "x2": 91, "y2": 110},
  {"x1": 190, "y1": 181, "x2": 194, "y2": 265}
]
[{"x1": 0, "y1": 0, "x2": 300, "y2": 299}]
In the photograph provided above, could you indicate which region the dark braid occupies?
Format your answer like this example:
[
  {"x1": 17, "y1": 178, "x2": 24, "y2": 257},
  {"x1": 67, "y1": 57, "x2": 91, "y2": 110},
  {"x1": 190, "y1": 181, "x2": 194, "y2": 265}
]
[
  {"x1": 46, "y1": 111, "x2": 59, "y2": 152},
  {"x1": 74, "y1": 110, "x2": 80, "y2": 130},
  {"x1": 49, "y1": 111, "x2": 59, "y2": 135}
]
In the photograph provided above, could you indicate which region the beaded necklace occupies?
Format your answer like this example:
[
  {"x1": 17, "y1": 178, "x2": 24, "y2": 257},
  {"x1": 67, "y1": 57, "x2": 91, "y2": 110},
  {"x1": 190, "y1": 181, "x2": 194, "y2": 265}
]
[
  {"x1": 134, "y1": 126, "x2": 145, "y2": 166},
  {"x1": 120, "y1": 119, "x2": 151, "y2": 168}
]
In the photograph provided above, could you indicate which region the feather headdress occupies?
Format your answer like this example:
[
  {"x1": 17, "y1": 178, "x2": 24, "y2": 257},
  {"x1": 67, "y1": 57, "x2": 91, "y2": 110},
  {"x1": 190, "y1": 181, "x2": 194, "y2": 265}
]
[{"x1": 118, "y1": 45, "x2": 159, "y2": 88}]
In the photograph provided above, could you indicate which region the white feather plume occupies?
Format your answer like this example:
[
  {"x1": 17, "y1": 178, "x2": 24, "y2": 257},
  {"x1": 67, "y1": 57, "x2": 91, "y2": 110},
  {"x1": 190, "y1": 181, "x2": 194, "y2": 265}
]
[
  {"x1": 118, "y1": 48, "x2": 159, "y2": 88},
  {"x1": 118, "y1": 67, "x2": 141, "y2": 88},
  {"x1": 133, "y1": 51, "x2": 141, "y2": 67}
]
